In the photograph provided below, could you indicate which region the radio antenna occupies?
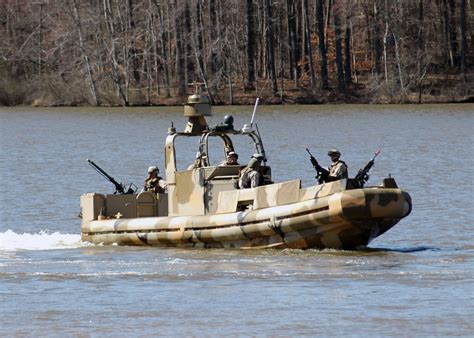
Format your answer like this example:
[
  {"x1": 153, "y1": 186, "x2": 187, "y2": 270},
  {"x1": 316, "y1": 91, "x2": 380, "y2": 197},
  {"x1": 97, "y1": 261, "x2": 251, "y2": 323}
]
[{"x1": 249, "y1": 79, "x2": 270, "y2": 128}]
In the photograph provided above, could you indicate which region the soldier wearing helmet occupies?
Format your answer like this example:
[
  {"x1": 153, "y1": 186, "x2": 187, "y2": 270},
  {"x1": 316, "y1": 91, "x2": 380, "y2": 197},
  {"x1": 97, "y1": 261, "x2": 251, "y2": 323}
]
[
  {"x1": 143, "y1": 166, "x2": 167, "y2": 194},
  {"x1": 219, "y1": 151, "x2": 240, "y2": 166},
  {"x1": 326, "y1": 148, "x2": 348, "y2": 181},
  {"x1": 238, "y1": 155, "x2": 263, "y2": 189},
  {"x1": 251, "y1": 153, "x2": 264, "y2": 162}
]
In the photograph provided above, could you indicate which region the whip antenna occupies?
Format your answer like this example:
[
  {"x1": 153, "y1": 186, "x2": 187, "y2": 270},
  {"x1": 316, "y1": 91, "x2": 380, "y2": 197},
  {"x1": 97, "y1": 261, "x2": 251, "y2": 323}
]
[{"x1": 250, "y1": 98, "x2": 259, "y2": 127}]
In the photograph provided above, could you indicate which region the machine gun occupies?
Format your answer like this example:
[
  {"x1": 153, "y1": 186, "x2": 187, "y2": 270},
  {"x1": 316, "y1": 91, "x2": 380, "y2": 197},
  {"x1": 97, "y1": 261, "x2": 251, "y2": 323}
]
[
  {"x1": 87, "y1": 159, "x2": 136, "y2": 194},
  {"x1": 354, "y1": 150, "x2": 381, "y2": 188},
  {"x1": 305, "y1": 147, "x2": 329, "y2": 184}
]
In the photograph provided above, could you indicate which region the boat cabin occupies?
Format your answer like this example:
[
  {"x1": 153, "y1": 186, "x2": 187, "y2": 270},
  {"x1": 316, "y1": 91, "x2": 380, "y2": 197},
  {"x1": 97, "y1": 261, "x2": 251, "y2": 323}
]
[{"x1": 164, "y1": 93, "x2": 272, "y2": 216}]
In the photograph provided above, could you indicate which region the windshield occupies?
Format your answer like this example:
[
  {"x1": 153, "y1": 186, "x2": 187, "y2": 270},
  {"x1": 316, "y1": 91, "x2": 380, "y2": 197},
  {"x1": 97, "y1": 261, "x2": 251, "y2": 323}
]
[{"x1": 172, "y1": 130, "x2": 264, "y2": 171}]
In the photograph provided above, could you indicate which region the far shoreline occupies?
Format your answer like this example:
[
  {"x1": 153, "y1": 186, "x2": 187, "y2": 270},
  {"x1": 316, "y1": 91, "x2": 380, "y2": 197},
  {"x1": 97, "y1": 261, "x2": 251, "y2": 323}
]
[{"x1": 2, "y1": 93, "x2": 473, "y2": 108}]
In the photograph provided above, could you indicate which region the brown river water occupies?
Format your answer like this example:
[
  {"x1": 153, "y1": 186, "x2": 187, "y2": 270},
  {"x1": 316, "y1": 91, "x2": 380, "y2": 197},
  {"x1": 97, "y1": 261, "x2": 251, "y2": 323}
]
[{"x1": 0, "y1": 104, "x2": 473, "y2": 336}]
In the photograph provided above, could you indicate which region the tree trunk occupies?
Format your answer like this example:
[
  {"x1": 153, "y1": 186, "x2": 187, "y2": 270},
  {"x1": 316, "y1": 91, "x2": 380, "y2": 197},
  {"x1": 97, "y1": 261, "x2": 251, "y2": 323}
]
[
  {"x1": 287, "y1": 0, "x2": 299, "y2": 86},
  {"x1": 246, "y1": 0, "x2": 256, "y2": 89},
  {"x1": 460, "y1": 0, "x2": 468, "y2": 75},
  {"x1": 160, "y1": 3, "x2": 171, "y2": 98},
  {"x1": 102, "y1": 0, "x2": 128, "y2": 105},
  {"x1": 324, "y1": 0, "x2": 332, "y2": 45},
  {"x1": 417, "y1": 0, "x2": 424, "y2": 103},
  {"x1": 128, "y1": 0, "x2": 140, "y2": 88},
  {"x1": 316, "y1": 0, "x2": 329, "y2": 89},
  {"x1": 373, "y1": 1, "x2": 382, "y2": 76},
  {"x1": 37, "y1": 2, "x2": 44, "y2": 79},
  {"x1": 441, "y1": 0, "x2": 452, "y2": 66},
  {"x1": 264, "y1": 0, "x2": 277, "y2": 95},
  {"x1": 183, "y1": 2, "x2": 193, "y2": 85},
  {"x1": 174, "y1": 3, "x2": 186, "y2": 96},
  {"x1": 382, "y1": 0, "x2": 389, "y2": 86},
  {"x1": 195, "y1": 0, "x2": 205, "y2": 80},
  {"x1": 278, "y1": 5, "x2": 284, "y2": 102},
  {"x1": 147, "y1": 0, "x2": 160, "y2": 97},
  {"x1": 393, "y1": 33, "x2": 406, "y2": 102},
  {"x1": 344, "y1": 3, "x2": 352, "y2": 86},
  {"x1": 71, "y1": 0, "x2": 100, "y2": 105},
  {"x1": 208, "y1": 0, "x2": 218, "y2": 80},
  {"x1": 448, "y1": 0, "x2": 458, "y2": 68},
  {"x1": 334, "y1": 3, "x2": 345, "y2": 91},
  {"x1": 302, "y1": 0, "x2": 316, "y2": 92}
]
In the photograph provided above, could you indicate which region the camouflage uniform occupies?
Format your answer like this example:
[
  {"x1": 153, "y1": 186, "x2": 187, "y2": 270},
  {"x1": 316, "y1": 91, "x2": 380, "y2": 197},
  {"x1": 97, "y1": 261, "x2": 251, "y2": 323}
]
[
  {"x1": 239, "y1": 169, "x2": 260, "y2": 189},
  {"x1": 144, "y1": 177, "x2": 166, "y2": 194},
  {"x1": 239, "y1": 158, "x2": 261, "y2": 189},
  {"x1": 328, "y1": 160, "x2": 348, "y2": 180}
]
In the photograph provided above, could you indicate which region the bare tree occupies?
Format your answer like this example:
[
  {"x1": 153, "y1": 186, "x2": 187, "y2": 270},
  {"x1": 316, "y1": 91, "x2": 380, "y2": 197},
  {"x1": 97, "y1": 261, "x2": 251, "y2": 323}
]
[
  {"x1": 344, "y1": 2, "x2": 352, "y2": 86},
  {"x1": 264, "y1": 0, "x2": 277, "y2": 95},
  {"x1": 69, "y1": 0, "x2": 100, "y2": 105},
  {"x1": 334, "y1": 1, "x2": 345, "y2": 91},
  {"x1": 246, "y1": 0, "x2": 256, "y2": 89},
  {"x1": 448, "y1": 0, "x2": 458, "y2": 68},
  {"x1": 286, "y1": 0, "x2": 299, "y2": 86},
  {"x1": 460, "y1": 0, "x2": 468, "y2": 75},
  {"x1": 102, "y1": 0, "x2": 129, "y2": 105},
  {"x1": 302, "y1": 0, "x2": 316, "y2": 92},
  {"x1": 373, "y1": 0, "x2": 383, "y2": 76},
  {"x1": 316, "y1": 0, "x2": 329, "y2": 89}
]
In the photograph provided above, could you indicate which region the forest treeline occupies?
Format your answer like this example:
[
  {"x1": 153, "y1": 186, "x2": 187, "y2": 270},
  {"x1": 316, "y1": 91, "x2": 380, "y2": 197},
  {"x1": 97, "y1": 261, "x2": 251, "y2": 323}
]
[{"x1": 0, "y1": 0, "x2": 472, "y2": 106}]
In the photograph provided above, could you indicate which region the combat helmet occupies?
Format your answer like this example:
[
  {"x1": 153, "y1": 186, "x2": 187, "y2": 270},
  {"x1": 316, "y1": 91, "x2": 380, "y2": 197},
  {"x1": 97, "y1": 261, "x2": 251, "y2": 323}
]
[
  {"x1": 327, "y1": 148, "x2": 341, "y2": 156},
  {"x1": 148, "y1": 166, "x2": 158, "y2": 173},
  {"x1": 247, "y1": 158, "x2": 260, "y2": 169}
]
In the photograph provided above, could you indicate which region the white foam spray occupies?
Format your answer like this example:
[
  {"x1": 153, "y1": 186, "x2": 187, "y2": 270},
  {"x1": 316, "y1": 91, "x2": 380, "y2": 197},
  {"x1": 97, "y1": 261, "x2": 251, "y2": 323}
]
[{"x1": 0, "y1": 229, "x2": 89, "y2": 251}]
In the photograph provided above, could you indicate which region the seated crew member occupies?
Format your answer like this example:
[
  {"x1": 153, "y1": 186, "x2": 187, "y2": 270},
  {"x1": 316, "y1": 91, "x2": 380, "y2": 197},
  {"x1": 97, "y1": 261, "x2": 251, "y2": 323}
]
[
  {"x1": 238, "y1": 155, "x2": 263, "y2": 189},
  {"x1": 219, "y1": 151, "x2": 240, "y2": 166},
  {"x1": 252, "y1": 153, "x2": 271, "y2": 185},
  {"x1": 326, "y1": 148, "x2": 348, "y2": 181},
  {"x1": 143, "y1": 166, "x2": 167, "y2": 193}
]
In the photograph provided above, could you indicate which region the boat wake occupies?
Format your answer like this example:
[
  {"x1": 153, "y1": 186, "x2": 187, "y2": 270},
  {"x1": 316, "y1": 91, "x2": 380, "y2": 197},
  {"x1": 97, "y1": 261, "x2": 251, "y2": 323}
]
[{"x1": 0, "y1": 229, "x2": 90, "y2": 251}]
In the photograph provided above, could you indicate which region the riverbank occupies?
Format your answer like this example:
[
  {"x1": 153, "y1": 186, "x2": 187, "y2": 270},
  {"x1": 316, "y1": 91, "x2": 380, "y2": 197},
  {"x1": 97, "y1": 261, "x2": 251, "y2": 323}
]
[{"x1": 1, "y1": 74, "x2": 473, "y2": 107}]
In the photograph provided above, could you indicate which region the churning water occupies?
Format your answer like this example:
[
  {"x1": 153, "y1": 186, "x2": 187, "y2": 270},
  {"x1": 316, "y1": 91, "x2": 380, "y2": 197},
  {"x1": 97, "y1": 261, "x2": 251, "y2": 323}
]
[{"x1": 1, "y1": 104, "x2": 473, "y2": 336}]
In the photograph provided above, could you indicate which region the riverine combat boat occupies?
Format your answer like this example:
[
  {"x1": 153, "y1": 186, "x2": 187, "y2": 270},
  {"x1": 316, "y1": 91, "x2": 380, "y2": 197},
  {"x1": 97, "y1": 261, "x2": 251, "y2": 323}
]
[{"x1": 80, "y1": 93, "x2": 411, "y2": 250}]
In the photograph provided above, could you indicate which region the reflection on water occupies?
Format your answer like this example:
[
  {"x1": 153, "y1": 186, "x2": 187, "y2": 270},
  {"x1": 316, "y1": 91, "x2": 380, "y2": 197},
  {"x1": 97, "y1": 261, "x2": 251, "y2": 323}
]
[{"x1": 0, "y1": 104, "x2": 473, "y2": 336}]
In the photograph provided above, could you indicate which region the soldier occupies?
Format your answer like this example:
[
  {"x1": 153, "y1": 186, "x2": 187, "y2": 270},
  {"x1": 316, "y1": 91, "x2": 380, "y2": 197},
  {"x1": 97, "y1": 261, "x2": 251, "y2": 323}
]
[
  {"x1": 238, "y1": 155, "x2": 262, "y2": 189},
  {"x1": 326, "y1": 148, "x2": 348, "y2": 181},
  {"x1": 219, "y1": 151, "x2": 239, "y2": 166},
  {"x1": 143, "y1": 166, "x2": 167, "y2": 194},
  {"x1": 251, "y1": 153, "x2": 264, "y2": 162}
]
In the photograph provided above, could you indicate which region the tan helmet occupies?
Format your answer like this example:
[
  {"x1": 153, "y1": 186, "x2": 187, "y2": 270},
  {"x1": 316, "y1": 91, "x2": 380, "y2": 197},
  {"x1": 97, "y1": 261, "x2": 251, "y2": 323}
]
[
  {"x1": 247, "y1": 158, "x2": 260, "y2": 169},
  {"x1": 227, "y1": 151, "x2": 238, "y2": 158},
  {"x1": 327, "y1": 148, "x2": 341, "y2": 156},
  {"x1": 252, "y1": 153, "x2": 264, "y2": 161},
  {"x1": 147, "y1": 166, "x2": 158, "y2": 173}
]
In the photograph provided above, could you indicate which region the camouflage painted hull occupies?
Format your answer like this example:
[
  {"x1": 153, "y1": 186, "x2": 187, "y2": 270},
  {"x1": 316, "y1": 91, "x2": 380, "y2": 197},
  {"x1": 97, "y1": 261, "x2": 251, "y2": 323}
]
[{"x1": 81, "y1": 182, "x2": 411, "y2": 250}]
